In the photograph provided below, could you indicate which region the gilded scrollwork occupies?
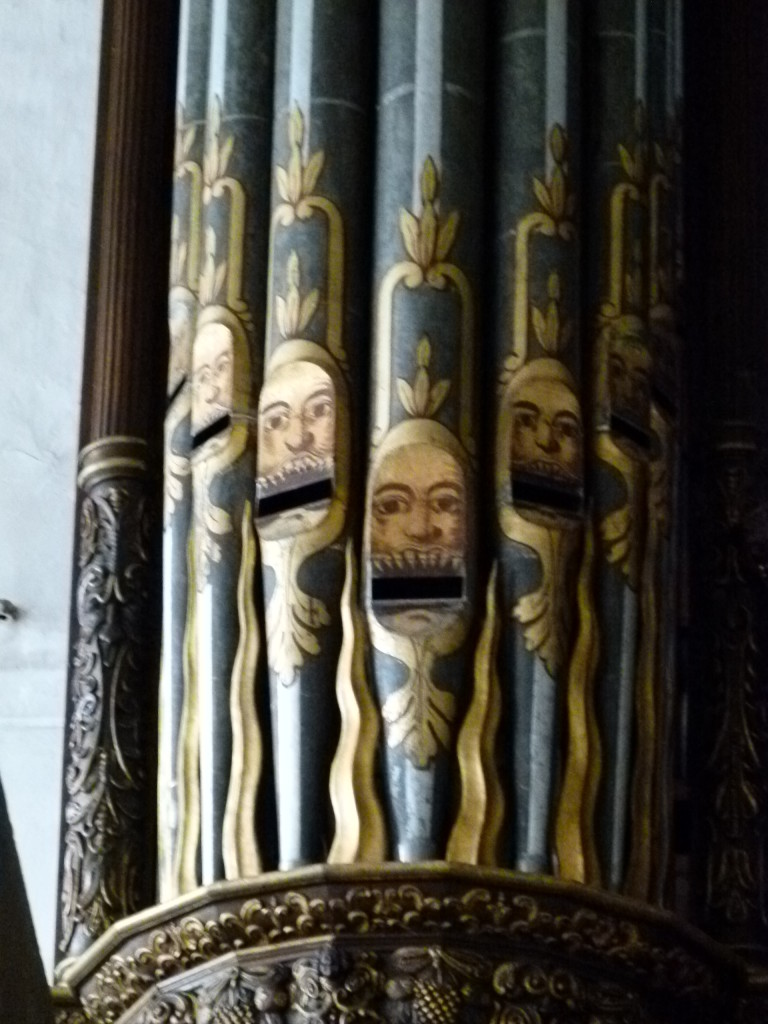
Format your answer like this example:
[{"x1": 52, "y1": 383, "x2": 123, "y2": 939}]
[{"x1": 59, "y1": 482, "x2": 152, "y2": 957}]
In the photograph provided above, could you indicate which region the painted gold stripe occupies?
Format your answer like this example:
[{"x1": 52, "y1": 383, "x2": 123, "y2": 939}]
[
  {"x1": 626, "y1": 427, "x2": 665, "y2": 900},
  {"x1": 447, "y1": 564, "x2": 501, "y2": 865},
  {"x1": 555, "y1": 522, "x2": 599, "y2": 883},
  {"x1": 329, "y1": 541, "x2": 387, "y2": 863},
  {"x1": 223, "y1": 502, "x2": 262, "y2": 878}
]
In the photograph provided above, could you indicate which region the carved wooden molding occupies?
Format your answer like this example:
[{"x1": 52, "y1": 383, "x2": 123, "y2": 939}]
[{"x1": 56, "y1": 867, "x2": 741, "y2": 1024}]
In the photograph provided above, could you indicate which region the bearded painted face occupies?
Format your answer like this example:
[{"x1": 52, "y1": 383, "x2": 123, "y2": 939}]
[
  {"x1": 256, "y1": 360, "x2": 336, "y2": 536},
  {"x1": 608, "y1": 332, "x2": 651, "y2": 434},
  {"x1": 511, "y1": 376, "x2": 583, "y2": 489},
  {"x1": 192, "y1": 322, "x2": 234, "y2": 437},
  {"x1": 370, "y1": 442, "x2": 467, "y2": 636}
]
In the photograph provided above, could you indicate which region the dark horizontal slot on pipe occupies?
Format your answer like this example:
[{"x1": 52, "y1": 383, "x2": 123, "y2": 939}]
[
  {"x1": 372, "y1": 575, "x2": 464, "y2": 603},
  {"x1": 167, "y1": 374, "x2": 186, "y2": 409},
  {"x1": 192, "y1": 413, "x2": 231, "y2": 449},
  {"x1": 610, "y1": 413, "x2": 651, "y2": 452},
  {"x1": 257, "y1": 477, "x2": 333, "y2": 519},
  {"x1": 651, "y1": 384, "x2": 677, "y2": 419},
  {"x1": 511, "y1": 475, "x2": 582, "y2": 516}
]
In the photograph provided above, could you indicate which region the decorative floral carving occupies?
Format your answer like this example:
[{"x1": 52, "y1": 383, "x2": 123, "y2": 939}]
[
  {"x1": 79, "y1": 877, "x2": 727, "y2": 1022},
  {"x1": 79, "y1": 928, "x2": 730, "y2": 1024},
  {"x1": 59, "y1": 481, "x2": 153, "y2": 958},
  {"x1": 54, "y1": 1005, "x2": 89, "y2": 1024},
  {"x1": 138, "y1": 993, "x2": 197, "y2": 1024}
]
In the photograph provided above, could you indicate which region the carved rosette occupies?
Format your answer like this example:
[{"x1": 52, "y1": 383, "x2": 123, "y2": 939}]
[{"x1": 58, "y1": 440, "x2": 158, "y2": 962}]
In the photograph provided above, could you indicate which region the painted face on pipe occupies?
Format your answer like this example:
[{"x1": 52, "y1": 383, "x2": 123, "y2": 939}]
[
  {"x1": 370, "y1": 442, "x2": 467, "y2": 637},
  {"x1": 511, "y1": 376, "x2": 583, "y2": 487},
  {"x1": 256, "y1": 360, "x2": 336, "y2": 536},
  {"x1": 371, "y1": 443, "x2": 466, "y2": 561},
  {"x1": 191, "y1": 322, "x2": 234, "y2": 436},
  {"x1": 608, "y1": 331, "x2": 651, "y2": 432}
]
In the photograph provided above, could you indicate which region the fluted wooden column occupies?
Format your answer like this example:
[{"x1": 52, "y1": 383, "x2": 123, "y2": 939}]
[{"x1": 54, "y1": 0, "x2": 179, "y2": 967}]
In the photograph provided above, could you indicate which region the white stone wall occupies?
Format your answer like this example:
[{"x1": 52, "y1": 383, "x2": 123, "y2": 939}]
[{"x1": 0, "y1": 0, "x2": 102, "y2": 979}]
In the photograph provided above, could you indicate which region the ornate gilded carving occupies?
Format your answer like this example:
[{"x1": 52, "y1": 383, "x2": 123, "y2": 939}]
[
  {"x1": 78, "y1": 917, "x2": 733, "y2": 1024},
  {"x1": 54, "y1": 1007, "x2": 89, "y2": 1024},
  {"x1": 60, "y1": 477, "x2": 153, "y2": 958},
  {"x1": 98, "y1": 941, "x2": 703, "y2": 1024},
  {"x1": 68, "y1": 869, "x2": 736, "y2": 1022}
]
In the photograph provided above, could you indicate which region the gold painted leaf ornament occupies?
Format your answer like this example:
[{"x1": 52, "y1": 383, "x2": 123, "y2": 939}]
[
  {"x1": 382, "y1": 650, "x2": 456, "y2": 769},
  {"x1": 395, "y1": 336, "x2": 451, "y2": 419},
  {"x1": 531, "y1": 272, "x2": 573, "y2": 356},
  {"x1": 275, "y1": 251, "x2": 319, "y2": 340},
  {"x1": 398, "y1": 158, "x2": 462, "y2": 273},
  {"x1": 600, "y1": 502, "x2": 636, "y2": 587},
  {"x1": 202, "y1": 98, "x2": 235, "y2": 199},
  {"x1": 198, "y1": 226, "x2": 228, "y2": 307},
  {"x1": 264, "y1": 552, "x2": 332, "y2": 685},
  {"x1": 275, "y1": 106, "x2": 326, "y2": 209}
]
